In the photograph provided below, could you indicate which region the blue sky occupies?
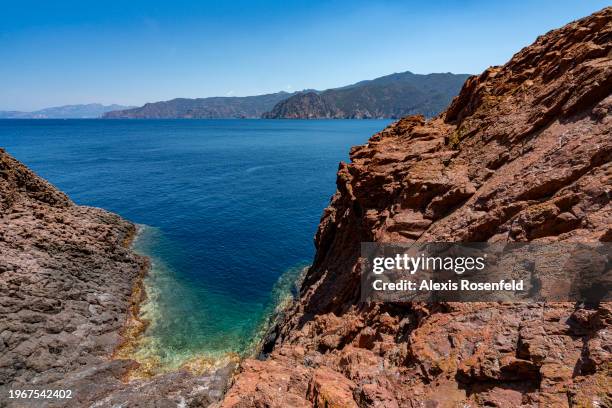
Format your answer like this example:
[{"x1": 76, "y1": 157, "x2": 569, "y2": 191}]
[{"x1": 0, "y1": 0, "x2": 608, "y2": 111}]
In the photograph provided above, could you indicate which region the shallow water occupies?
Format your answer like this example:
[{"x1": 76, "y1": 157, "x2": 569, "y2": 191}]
[{"x1": 0, "y1": 119, "x2": 390, "y2": 367}]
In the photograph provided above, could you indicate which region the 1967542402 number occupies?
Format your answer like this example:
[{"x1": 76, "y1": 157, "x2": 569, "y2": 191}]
[{"x1": 9, "y1": 389, "x2": 73, "y2": 399}]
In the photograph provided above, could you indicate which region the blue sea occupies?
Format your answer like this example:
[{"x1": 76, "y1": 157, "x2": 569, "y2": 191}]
[{"x1": 0, "y1": 119, "x2": 390, "y2": 369}]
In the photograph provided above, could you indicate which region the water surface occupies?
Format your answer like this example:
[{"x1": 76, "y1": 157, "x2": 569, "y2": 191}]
[{"x1": 0, "y1": 119, "x2": 390, "y2": 367}]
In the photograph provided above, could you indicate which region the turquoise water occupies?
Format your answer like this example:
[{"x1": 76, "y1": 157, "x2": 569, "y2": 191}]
[{"x1": 0, "y1": 119, "x2": 390, "y2": 367}]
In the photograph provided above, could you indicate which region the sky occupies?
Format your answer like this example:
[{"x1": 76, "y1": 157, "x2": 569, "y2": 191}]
[{"x1": 0, "y1": 0, "x2": 608, "y2": 111}]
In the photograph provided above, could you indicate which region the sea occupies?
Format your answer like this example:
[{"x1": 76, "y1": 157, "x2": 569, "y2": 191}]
[{"x1": 0, "y1": 119, "x2": 391, "y2": 370}]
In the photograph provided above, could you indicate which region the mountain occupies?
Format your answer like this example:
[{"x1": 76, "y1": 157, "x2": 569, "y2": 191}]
[
  {"x1": 104, "y1": 73, "x2": 469, "y2": 120},
  {"x1": 223, "y1": 7, "x2": 612, "y2": 407},
  {"x1": 262, "y1": 71, "x2": 471, "y2": 119},
  {"x1": 0, "y1": 104, "x2": 134, "y2": 119},
  {"x1": 103, "y1": 92, "x2": 293, "y2": 119}
]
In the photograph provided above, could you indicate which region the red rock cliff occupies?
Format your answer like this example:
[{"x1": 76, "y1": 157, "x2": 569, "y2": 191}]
[{"x1": 222, "y1": 7, "x2": 611, "y2": 407}]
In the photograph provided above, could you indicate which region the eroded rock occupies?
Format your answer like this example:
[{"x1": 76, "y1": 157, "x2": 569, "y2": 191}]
[{"x1": 223, "y1": 8, "x2": 612, "y2": 407}]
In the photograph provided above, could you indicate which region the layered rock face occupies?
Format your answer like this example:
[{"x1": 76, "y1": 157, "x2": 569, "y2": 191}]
[
  {"x1": 0, "y1": 151, "x2": 232, "y2": 407},
  {"x1": 223, "y1": 8, "x2": 612, "y2": 407}
]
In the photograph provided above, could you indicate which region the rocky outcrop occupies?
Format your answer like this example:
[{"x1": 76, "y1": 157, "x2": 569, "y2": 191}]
[
  {"x1": 0, "y1": 149, "x2": 144, "y2": 386},
  {"x1": 0, "y1": 149, "x2": 140, "y2": 404},
  {"x1": 262, "y1": 72, "x2": 470, "y2": 119},
  {"x1": 223, "y1": 7, "x2": 612, "y2": 407},
  {"x1": 0, "y1": 150, "x2": 233, "y2": 407}
]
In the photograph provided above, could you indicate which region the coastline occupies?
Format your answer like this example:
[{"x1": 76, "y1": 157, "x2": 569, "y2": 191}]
[
  {"x1": 112, "y1": 225, "x2": 306, "y2": 382},
  {"x1": 251, "y1": 265, "x2": 308, "y2": 358},
  {"x1": 0, "y1": 147, "x2": 156, "y2": 406},
  {"x1": 220, "y1": 8, "x2": 612, "y2": 406},
  {"x1": 111, "y1": 225, "x2": 151, "y2": 379},
  {"x1": 1, "y1": 4, "x2": 610, "y2": 407}
]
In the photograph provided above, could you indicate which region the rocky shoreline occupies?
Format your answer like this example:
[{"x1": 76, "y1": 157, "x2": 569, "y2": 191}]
[
  {"x1": 0, "y1": 150, "x2": 235, "y2": 407},
  {"x1": 0, "y1": 147, "x2": 144, "y2": 405},
  {"x1": 108, "y1": 228, "x2": 150, "y2": 379},
  {"x1": 221, "y1": 7, "x2": 612, "y2": 407},
  {"x1": 1, "y1": 6, "x2": 610, "y2": 408},
  {"x1": 0, "y1": 146, "x2": 296, "y2": 406}
]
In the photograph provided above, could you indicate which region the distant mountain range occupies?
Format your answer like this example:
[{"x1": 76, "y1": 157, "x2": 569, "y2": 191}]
[
  {"x1": 2, "y1": 72, "x2": 470, "y2": 120},
  {"x1": 103, "y1": 92, "x2": 293, "y2": 119},
  {"x1": 0, "y1": 104, "x2": 135, "y2": 119},
  {"x1": 263, "y1": 72, "x2": 471, "y2": 119},
  {"x1": 103, "y1": 71, "x2": 470, "y2": 119}
]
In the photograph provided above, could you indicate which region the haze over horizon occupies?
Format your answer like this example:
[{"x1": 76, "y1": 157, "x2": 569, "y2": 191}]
[{"x1": 1, "y1": 0, "x2": 608, "y2": 111}]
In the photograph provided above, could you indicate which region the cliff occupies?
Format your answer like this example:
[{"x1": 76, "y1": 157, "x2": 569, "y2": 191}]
[
  {"x1": 0, "y1": 151, "x2": 232, "y2": 407},
  {"x1": 0, "y1": 149, "x2": 141, "y2": 398},
  {"x1": 223, "y1": 7, "x2": 612, "y2": 407},
  {"x1": 262, "y1": 72, "x2": 470, "y2": 119},
  {"x1": 103, "y1": 92, "x2": 292, "y2": 119}
]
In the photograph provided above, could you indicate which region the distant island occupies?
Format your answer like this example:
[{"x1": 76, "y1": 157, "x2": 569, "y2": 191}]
[
  {"x1": 0, "y1": 103, "x2": 135, "y2": 119},
  {"x1": 104, "y1": 71, "x2": 470, "y2": 119}
]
